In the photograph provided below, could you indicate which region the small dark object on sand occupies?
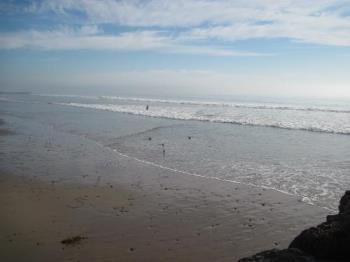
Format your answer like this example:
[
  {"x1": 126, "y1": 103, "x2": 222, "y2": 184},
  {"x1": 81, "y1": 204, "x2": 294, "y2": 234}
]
[
  {"x1": 146, "y1": 105, "x2": 149, "y2": 110},
  {"x1": 188, "y1": 136, "x2": 191, "y2": 140},
  {"x1": 148, "y1": 137, "x2": 152, "y2": 141},
  {"x1": 0, "y1": 128, "x2": 14, "y2": 136},
  {"x1": 61, "y1": 236, "x2": 86, "y2": 245}
]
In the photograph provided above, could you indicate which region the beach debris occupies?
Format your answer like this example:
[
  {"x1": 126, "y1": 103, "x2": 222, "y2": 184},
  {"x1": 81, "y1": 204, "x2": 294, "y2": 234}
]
[
  {"x1": 61, "y1": 236, "x2": 87, "y2": 245},
  {"x1": 119, "y1": 206, "x2": 128, "y2": 213},
  {"x1": 0, "y1": 128, "x2": 15, "y2": 136}
]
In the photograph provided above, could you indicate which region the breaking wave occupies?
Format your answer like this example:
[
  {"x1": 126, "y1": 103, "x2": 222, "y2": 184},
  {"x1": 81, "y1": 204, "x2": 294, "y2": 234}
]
[{"x1": 58, "y1": 102, "x2": 350, "y2": 135}]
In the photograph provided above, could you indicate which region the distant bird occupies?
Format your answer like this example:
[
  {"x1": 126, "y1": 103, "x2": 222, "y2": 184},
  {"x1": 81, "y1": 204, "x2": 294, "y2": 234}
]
[
  {"x1": 146, "y1": 105, "x2": 149, "y2": 110},
  {"x1": 188, "y1": 136, "x2": 192, "y2": 140},
  {"x1": 148, "y1": 137, "x2": 152, "y2": 141}
]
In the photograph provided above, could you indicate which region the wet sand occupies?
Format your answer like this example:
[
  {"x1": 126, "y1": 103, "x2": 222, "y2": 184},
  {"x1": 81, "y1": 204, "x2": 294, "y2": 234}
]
[
  {"x1": 0, "y1": 167, "x2": 328, "y2": 261},
  {"x1": 0, "y1": 117, "x2": 329, "y2": 262}
]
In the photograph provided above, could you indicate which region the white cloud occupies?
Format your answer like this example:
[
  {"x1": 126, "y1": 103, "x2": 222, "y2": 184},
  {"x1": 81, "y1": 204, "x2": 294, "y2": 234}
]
[
  {"x1": 0, "y1": 29, "x2": 169, "y2": 50},
  {"x1": 25, "y1": 0, "x2": 350, "y2": 47},
  {"x1": 0, "y1": 26, "x2": 268, "y2": 56},
  {"x1": 2, "y1": 0, "x2": 350, "y2": 54},
  {"x1": 27, "y1": 0, "x2": 338, "y2": 26},
  {"x1": 184, "y1": 9, "x2": 350, "y2": 46}
]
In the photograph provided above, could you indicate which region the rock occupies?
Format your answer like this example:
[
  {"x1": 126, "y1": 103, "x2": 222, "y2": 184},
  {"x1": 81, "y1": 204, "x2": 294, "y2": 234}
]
[
  {"x1": 339, "y1": 190, "x2": 350, "y2": 214},
  {"x1": 289, "y1": 192, "x2": 350, "y2": 260},
  {"x1": 238, "y1": 248, "x2": 316, "y2": 262},
  {"x1": 238, "y1": 191, "x2": 350, "y2": 262}
]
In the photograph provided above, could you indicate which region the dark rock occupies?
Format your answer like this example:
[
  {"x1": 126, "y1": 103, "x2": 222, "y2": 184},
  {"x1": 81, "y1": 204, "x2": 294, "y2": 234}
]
[
  {"x1": 238, "y1": 248, "x2": 316, "y2": 262},
  {"x1": 239, "y1": 191, "x2": 350, "y2": 262},
  {"x1": 339, "y1": 191, "x2": 350, "y2": 214},
  {"x1": 289, "y1": 210, "x2": 350, "y2": 260}
]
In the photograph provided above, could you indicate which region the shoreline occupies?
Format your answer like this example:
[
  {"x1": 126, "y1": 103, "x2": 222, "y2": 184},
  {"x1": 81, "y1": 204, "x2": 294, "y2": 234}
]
[
  {"x1": 0, "y1": 168, "x2": 329, "y2": 262},
  {"x1": 0, "y1": 115, "x2": 332, "y2": 261}
]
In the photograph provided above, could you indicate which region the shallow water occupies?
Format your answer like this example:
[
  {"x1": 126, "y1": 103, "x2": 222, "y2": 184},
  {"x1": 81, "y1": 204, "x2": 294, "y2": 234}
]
[{"x1": 1, "y1": 93, "x2": 350, "y2": 211}]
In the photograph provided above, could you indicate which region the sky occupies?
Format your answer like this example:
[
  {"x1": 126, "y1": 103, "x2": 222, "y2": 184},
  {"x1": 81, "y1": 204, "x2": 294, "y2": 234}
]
[{"x1": 0, "y1": 0, "x2": 350, "y2": 98}]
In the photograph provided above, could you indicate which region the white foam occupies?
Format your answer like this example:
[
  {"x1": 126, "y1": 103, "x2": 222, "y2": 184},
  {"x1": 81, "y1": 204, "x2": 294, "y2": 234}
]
[
  {"x1": 106, "y1": 147, "x2": 335, "y2": 212},
  {"x1": 100, "y1": 95, "x2": 350, "y2": 113},
  {"x1": 35, "y1": 94, "x2": 350, "y2": 113},
  {"x1": 58, "y1": 102, "x2": 350, "y2": 135}
]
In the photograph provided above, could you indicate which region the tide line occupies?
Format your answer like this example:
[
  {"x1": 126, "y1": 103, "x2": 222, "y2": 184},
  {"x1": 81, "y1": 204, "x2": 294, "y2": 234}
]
[{"x1": 106, "y1": 147, "x2": 335, "y2": 213}]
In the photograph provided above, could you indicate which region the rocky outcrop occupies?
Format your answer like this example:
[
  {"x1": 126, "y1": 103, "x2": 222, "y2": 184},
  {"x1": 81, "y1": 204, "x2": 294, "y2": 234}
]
[
  {"x1": 339, "y1": 191, "x2": 350, "y2": 214},
  {"x1": 238, "y1": 191, "x2": 350, "y2": 262}
]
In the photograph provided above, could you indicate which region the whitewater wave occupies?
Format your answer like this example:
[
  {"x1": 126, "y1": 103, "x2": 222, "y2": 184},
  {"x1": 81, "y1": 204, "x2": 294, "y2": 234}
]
[
  {"x1": 34, "y1": 94, "x2": 350, "y2": 114},
  {"x1": 58, "y1": 102, "x2": 350, "y2": 135},
  {"x1": 99, "y1": 96, "x2": 350, "y2": 114}
]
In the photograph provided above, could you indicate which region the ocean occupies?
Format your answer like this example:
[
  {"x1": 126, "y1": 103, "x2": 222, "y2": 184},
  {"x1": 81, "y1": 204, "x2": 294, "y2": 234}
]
[{"x1": 1, "y1": 93, "x2": 349, "y2": 211}]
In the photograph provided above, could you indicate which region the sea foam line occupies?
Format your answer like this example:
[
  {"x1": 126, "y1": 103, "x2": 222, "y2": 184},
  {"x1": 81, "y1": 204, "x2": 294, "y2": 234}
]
[
  {"x1": 99, "y1": 144, "x2": 335, "y2": 213},
  {"x1": 35, "y1": 93, "x2": 350, "y2": 113},
  {"x1": 58, "y1": 102, "x2": 350, "y2": 135},
  {"x1": 100, "y1": 96, "x2": 350, "y2": 114},
  {"x1": 43, "y1": 120, "x2": 337, "y2": 213}
]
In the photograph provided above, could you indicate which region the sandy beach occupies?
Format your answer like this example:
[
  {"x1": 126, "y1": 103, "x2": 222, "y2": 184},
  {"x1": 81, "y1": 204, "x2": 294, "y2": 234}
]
[{"x1": 0, "y1": 115, "x2": 329, "y2": 262}]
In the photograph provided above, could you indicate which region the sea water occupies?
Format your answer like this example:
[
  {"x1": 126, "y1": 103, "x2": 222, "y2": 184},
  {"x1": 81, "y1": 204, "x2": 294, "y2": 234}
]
[{"x1": 1, "y1": 93, "x2": 349, "y2": 211}]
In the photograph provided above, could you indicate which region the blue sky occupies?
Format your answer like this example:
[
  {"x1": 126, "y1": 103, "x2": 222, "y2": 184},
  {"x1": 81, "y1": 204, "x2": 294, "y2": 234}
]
[{"x1": 1, "y1": 0, "x2": 350, "y2": 98}]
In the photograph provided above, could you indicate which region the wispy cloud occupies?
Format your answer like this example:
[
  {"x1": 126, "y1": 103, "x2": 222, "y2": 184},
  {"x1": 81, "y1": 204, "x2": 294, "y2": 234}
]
[
  {"x1": 1, "y1": 0, "x2": 350, "y2": 55},
  {"x1": 0, "y1": 26, "x2": 267, "y2": 56},
  {"x1": 0, "y1": 28, "x2": 168, "y2": 50},
  {"x1": 24, "y1": 0, "x2": 350, "y2": 47}
]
